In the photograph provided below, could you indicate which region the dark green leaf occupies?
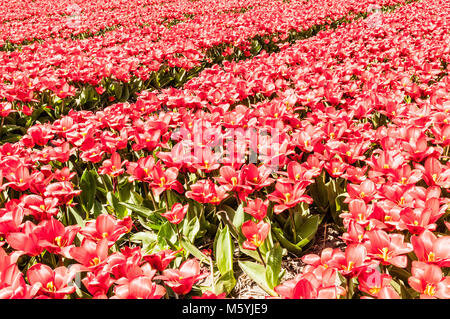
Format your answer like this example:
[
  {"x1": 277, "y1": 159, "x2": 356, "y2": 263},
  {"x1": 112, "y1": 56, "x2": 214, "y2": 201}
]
[{"x1": 79, "y1": 169, "x2": 97, "y2": 212}]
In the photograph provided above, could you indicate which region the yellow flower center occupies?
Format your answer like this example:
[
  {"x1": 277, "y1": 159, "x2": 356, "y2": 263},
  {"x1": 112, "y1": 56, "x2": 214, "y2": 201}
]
[
  {"x1": 424, "y1": 284, "x2": 436, "y2": 296},
  {"x1": 90, "y1": 257, "x2": 100, "y2": 267},
  {"x1": 369, "y1": 287, "x2": 381, "y2": 295},
  {"x1": 342, "y1": 261, "x2": 355, "y2": 271},
  {"x1": 46, "y1": 281, "x2": 56, "y2": 292},
  {"x1": 284, "y1": 193, "x2": 291, "y2": 203},
  {"x1": 378, "y1": 247, "x2": 391, "y2": 262},
  {"x1": 54, "y1": 236, "x2": 63, "y2": 247},
  {"x1": 251, "y1": 234, "x2": 264, "y2": 247}
]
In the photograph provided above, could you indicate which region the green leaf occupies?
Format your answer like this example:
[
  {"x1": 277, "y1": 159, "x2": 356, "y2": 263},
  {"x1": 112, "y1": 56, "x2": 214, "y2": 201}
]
[
  {"x1": 217, "y1": 206, "x2": 241, "y2": 240},
  {"x1": 388, "y1": 267, "x2": 412, "y2": 283},
  {"x1": 272, "y1": 227, "x2": 303, "y2": 254},
  {"x1": 130, "y1": 231, "x2": 158, "y2": 252},
  {"x1": 107, "y1": 192, "x2": 128, "y2": 219},
  {"x1": 130, "y1": 190, "x2": 144, "y2": 205},
  {"x1": 297, "y1": 214, "x2": 323, "y2": 246},
  {"x1": 118, "y1": 201, "x2": 162, "y2": 218},
  {"x1": 265, "y1": 243, "x2": 283, "y2": 289},
  {"x1": 68, "y1": 206, "x2": 86, "y2": 227},
  {"x1": 79, "y1": 169, "x2": 97, "y2": 212},
  {"x1": 181, "y1": 238, "x2": 208, "y2": 262},
  {"x1": 157, "y1": 222, "x2": 177, "y2": 249},
  {"x1": 233, "y1": 203, "x2": 246, "y2": 230},
  {"x1": 120, "y1": 85, "x2": 130, "y2": 101},
  {"x1": 114, "y1": 82, "x2": 123, "y2": 100},
  {"x1": 183, "y1": 216, "x2": 200, "y2": 243},
  {"x1": 214, "y1": 225, "x2": 234, "y2": 276},
  {"x1": 238, "y1": 242, "x2": 261, "y2": 261},
  {"x1": 238, "y1": 261, "x2": 277, "y2": 296},
  {"x1": 310, "y1": 174, "x2": 329, "y2": 213},
  {"x1": 118, "y1": 180, "x2": 132, "y2": 203},
  {"x1": 214, "y1": 270, "x2": 236, "y2": 296},
  {"x1": 92, "y1": 200, "x2": 108, "y2": 218}
]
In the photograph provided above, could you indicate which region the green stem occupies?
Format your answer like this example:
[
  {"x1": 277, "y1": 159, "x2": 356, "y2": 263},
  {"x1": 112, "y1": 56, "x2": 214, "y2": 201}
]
[
  {"x1": 64, "y1": 204, "x2": 70, "y2": 225},
  {"x1": 147, "y1": 186, "x2": 157, "y2": 209},
  {"x1": 164, "y1": 191, "x2": 171, "y2": 210},
  {"x1": 113, "y1": 176, "x2": 117, "y2": 194},
  {"x1": 0, "y1": 116, "x2": 4, "y2": 139},
  {"x1": 209, "y1": 256, "x2": 215, "y2": 292},
  {"x1": 289, "y1": 209, "x2": 297, "y2": 243},
  {"x1": 175, "y1": 223, "x2": 182, "y2": 244},
  {"x1": 256, "y1": 247, "x2": 267, "y2": 268},
  {"x1": 346, "y1": 277, "x2": 354, "y2": 299}
]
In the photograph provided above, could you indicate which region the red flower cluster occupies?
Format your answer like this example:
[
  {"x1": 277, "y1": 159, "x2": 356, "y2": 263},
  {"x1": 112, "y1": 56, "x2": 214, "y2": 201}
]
[{"x1": 0, "y1": 0, "x2": 448, "y2": 300}]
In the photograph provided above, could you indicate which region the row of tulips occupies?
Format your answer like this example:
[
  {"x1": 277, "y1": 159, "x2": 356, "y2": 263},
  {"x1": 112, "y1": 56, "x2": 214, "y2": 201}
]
[
  {"x1": 0, "y1": 0, "x2": 414, "y2": 145},
  {"x1": 0, "y1": 0, "x2": 169, "y2": 24},
  {"x1": 0, "y1": 0, "x2": 268, "y2": 49},
  {"x1": 0, "y1": 0, "x2": 448, "y2": 299}
]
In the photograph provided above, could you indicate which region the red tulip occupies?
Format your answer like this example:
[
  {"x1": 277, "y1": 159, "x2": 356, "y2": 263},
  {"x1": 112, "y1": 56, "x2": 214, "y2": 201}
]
[
  {"x1": 241, "y1": 220, "x2": 270, "y2": 251},
  {"x1": 345, "y1": 180, "x2": 377, "y2": 203},
  {"x1": 27, "y1": 264, "x2": 76, "y2": 299},
  {"x1": 411, "y1": 230, "x2": 450, "y2": 267},
  {"x1": 21, "y1": 195, "x2": 59, "y2": 221},
  {"x1": 420, "y1": 157, "x2": 450, "y2": 188},
  {"x1": 33, "y1": 218, "x2": 80, "y2": 257},
  {"x1": 98, "y1": 152, "x2": 128, "y2": 177},
  {"x1": 364, "y1": 230, "x2": 413, "y2": 268},
  {"x1": 80, "y1": 214, "x2": 132, "y2": 245},
  {"x1": 267, "y1": 181, "x2": 313, "y2": 214},
  {"x1": 148, "y1": 166, "x2": 184, "y2": 197},
  {"x1": 185, "y1": 179, "x2": 228, "y2": 205},
  {"x1": 275, "y1": 277, "x2": 316, "y2": 299},
  {"x1": 244, "y1": 198, "x2": 268, "y2": 221},
  {"x1": 161, "y1": 203, "x2": 189, "y2": 225},
  {"x1": 192, "y1": 290, "x2": 226, "y2": 299},
  {"x1": 44, "y1": 181, "x2": 81, "y2": 205},
  {"x1": 81, "y1": 270, "x2": 115, "y2": 299},
  {"x1": 155, "y1": 259, "x2": 207, "y2": 295},
  {"x1": 6, "y1": 221, "x2": 44, "y2": 257},
  {"x1": 113, "y1": 276, "x2": 166, "y2": 299},
  {"x1": 143, "y1": 249, "x2": 181, "y2": 272},
  {"x1": 333, "y1": 244, "x2": 373, "y2": 278},
  {"x1": 357, "y1": 267, "x2": 393, "y2": 298},
  {"x1": 408, "y1": 261, "x2": 450, "y2": 299},
  {"x1": 70, "y1": 238, "x2": 109, "y2": 271}
]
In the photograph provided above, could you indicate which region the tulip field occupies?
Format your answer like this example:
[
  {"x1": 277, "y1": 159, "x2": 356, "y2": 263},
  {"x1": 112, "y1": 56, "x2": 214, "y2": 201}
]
[{"x1": 0, "y1": 0, "x2": 449, "y2": 300}]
